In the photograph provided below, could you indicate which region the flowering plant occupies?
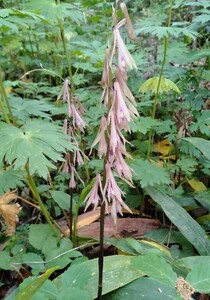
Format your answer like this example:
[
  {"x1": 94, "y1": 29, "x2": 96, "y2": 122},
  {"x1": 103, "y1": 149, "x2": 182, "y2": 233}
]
[{"x1": 85, "y1": 1, "x2": 138, "y2": 222}]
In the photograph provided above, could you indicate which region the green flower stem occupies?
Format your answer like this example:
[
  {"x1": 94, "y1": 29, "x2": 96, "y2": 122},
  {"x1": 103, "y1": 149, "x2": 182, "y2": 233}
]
[
  {"x1": 147, "y1": 0, "x2": 173, "y2": 159},
  {"x1": 0, "y1": 75, "x2": 16, "y2": 124},
  {"x1": 26, "y1": 165, "x2": 60, "y2": 239}
]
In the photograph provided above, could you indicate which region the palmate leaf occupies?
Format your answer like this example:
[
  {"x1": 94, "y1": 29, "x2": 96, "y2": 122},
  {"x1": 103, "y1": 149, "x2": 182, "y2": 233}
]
[
  {"x1": 130, "y1": 117, "x2": 162, "y2": 134},
  {"x1": 131, "y1": 159, "x2": 172, "y2": 188},
  {"x1": 0, "y1": 167, "x2": 25, "y2": 196},
  {"x1": 0, "y1": 120, "x2": 75, "y2": 179},
  {"x1": 9, "y1": 98, "x2": 53, "y2": 122},
  {"x1": 137, "y1": 26, "x2": 198, "y2": 40}
]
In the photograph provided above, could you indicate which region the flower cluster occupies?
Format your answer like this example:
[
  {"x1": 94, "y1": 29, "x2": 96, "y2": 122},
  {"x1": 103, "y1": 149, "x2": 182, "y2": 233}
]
[
  {"x1": 85, "y1": 2, "x2": 138, "y2": 222},
  {"x1": 58, "y1": 78, "x2": 86, "y2": 188}
]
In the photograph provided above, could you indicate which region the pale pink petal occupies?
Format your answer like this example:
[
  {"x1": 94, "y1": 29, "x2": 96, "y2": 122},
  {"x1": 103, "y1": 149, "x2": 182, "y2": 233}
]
[
  {"x1": 71, "y1": 104, "x2": 86, "y2": 132},
  {"x1": 91, "y1": 116, "x2": 107, "y2": 157},
  {"x1": 114, "y1": 151, "x2": 133, "y2": 181},
  {"x1": 114, "y1": 28, "x2": 137, "y2": 70},
  {"x1": 85, "y1": 174, "x2": 107, "y2": 211},
  {"x1": 69, "y1": 166, "x2": 76, "y2": 188}
]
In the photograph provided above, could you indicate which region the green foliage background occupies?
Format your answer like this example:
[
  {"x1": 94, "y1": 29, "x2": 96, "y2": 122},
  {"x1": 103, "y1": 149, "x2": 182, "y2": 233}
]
[{"x1": 0, "y1": 0, "x2": 210, "y2": 299}]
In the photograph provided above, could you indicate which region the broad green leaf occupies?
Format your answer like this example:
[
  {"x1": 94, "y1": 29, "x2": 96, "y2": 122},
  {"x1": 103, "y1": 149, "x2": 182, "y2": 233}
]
[
  {"x1": 176, "y1": 256, "x2": 210, "y2": 271},
  {"x1": 5, "y1": 279, "x2": 58, "y2": 300},
  {"x1": 104, "y1": 237, "x2": 172, "y2": 258},
  {"x1": 55, "y1": 255, "x2": 144, "y2": 298},
  {"x1": 194, "y1": 190, "x2": 210, "y2": 212},
  {"x1": 29, "y1": 224, "x2": 54, "y2": 251},
  {"x1": 29, "y1": 224, "x2": 81, "y2": 270},
  {"x1": 58, "y1": 287, "x2": 92, "y2": 300},
  {"x1": 103, "y1": 277, "x2": 182, "y2": 300},
  {"x1": 132, "y1": 253, "x2": 177, "y2": 286},
  {"x1": 146, "y1": 186, "x2": 210, "y2": 255},
  {"x1": 0, "y1": 120, "x2": 75, "y2": 179},
  {"x1": 50, "y1": 190, "x2": 70, "y2": 210},
  {"x1": 0, "y1": 250, "x2": 18, "y2": 271},
  {"x1": 184, "y1": 137, "x2": 210, "y2": 160},
  {"x1": 21, "y1": 253, "x2": 45, "y2": 275},
  {"x1": 186, "y1": 263, "x2": 210, "y2": 293},
  {"x1": 15, "y1": 267, "x2": 58, "y2": 300},
  {"x1": 131, "y1": 159, "x2": 171, "y2": 188}
]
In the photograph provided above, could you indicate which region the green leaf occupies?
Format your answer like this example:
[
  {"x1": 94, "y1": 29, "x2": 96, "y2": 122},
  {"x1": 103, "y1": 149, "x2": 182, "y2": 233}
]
[
  {"x1": 146, "y1": 186, "x2": 210, "y2": 255},
  {"x1": 103, "y1": 277, "x2": 182, "y2": 300},
  {"x1": 29, "y1": 224, "x2": 53, "y2": 251},
  {"x1": 176, "y1": 256, "x2": 210, "y2": 271},
  {"x1": 21, "y1": 253, "x2": 45, "y2": 275},
  {"x1": 186, "y1": 263, "x2": 210, "y2": 293},
  {"x1": 132, "y1": 253, "x2": 177, "y2": 286},
  {"x1": 0, "y1": 250, "x2": 18, "y2": 271},
  {"x1": 0, "y1": 120, "x2": 75, "y2": 179},
  {"x1": 29, "y1": 224, "x2": 81, "y2": 270},
  {"x1": 6, "y1": 279, "x2": 58, "y2": 300},
  {"x1": 139, "y1": 77, "x2": 180, "y2": 94},
  {"x1": 9, "y1": 98, "x2": 53, "y2": 122},
  {"x1": 137, "y1": 26, "x2": 198, "y2": 40},
  {"x1": 50, "y1": 190, "x2": 70, "y2": 210},
  {"x1": 130, "y1": 117, "x2": 162, "y2": 134},
  {"x1": 131, "y1": 159, "x2": 172, "y2": 188},
  {"x1": 184, "y1": 137, "x2": 210, "y2": 160},
  {"x1": 55, "y1": 255, "x2": 144, "y2": 298},
  {"x1": 58, "y1": 287, "x2": 92, "y2": 300},
  {"x1": 0, "y1": 167, "x2": 25, "y2": 196}
]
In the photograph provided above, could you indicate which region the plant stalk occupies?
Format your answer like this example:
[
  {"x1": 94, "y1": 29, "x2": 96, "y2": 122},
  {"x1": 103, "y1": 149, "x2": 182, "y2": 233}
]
[
  {"x1": 0, "y1": 75, "x2": 16, "y2": 124},
  {"x1": 26, "y1": 165, "x2": 60, "y2": 239},
  {"x1": 147, "y1": 0, "x2": 173, "y2": 158}
]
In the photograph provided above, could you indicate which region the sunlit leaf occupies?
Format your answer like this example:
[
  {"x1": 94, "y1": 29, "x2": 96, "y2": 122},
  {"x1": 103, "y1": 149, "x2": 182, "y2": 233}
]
[
  {"x1": 187, "y1": 178, "x2": 207, "y2": 192},
  {"x1": 153, "y1": 140, "x2": 173, "y2": 156},
  {"x1": 139, "y1": 77, "x2": 180, "y2": 94},
  {"x1": 15, "y1": 267, "x2": 58, "y2": 300}
]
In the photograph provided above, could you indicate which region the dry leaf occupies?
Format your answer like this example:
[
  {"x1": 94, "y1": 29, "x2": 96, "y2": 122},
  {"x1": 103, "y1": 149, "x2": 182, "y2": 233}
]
[
  {"x1": 187, "y1": 178, "x2": 207, "y2": 192},
  {"x1": 0, "y1": 190, "x2": 22, "y2": 236},
  {"x1": 153, "y1": 139, "x2": 173, "y2": 156}
]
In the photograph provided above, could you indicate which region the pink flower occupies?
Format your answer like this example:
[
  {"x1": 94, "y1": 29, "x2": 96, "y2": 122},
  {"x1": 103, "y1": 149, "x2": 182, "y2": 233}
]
[
  {"x1": 114, "y1": 80, "x2": 131, "y2": 126},
  {"x1": 101, "y1": 48, "x2": 109, "y2": 88},
  {"x1": 57, "y1": 78, "x2": 70, "y2": 103},
  {"x1": 71, "y1": 104, "x2": 86, "y2": 132},
  {"x1": 104, "y1": 164, "x2": 132, "y2": 221},
  {"x1": 69, "y1": 165, "x2": 76, "y2": 188},
  {"x1": 116, "y1": 69, "x2": 139, "y2": 119},
  {"x1": 91, "y1": 116, "x2": 107, "y2": 158},
  {"x1": 73, "y1": 150, "x2": 84, "y2": 166},
  {"x1": 114, "y1": 150, "x2": 133, "y2": 181},
  {"x1": 112, "y1": 27, "x2": 137, "y2": 71},
  {"x1": 57, "y1": 78, "x2": 71, "y2": 117},
  {"x1": 85, "y1": 174, "x2": 106, "y2": 211},
  {"x1": 63, "y1": 152, "x2": 70, "y2": 173}
]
